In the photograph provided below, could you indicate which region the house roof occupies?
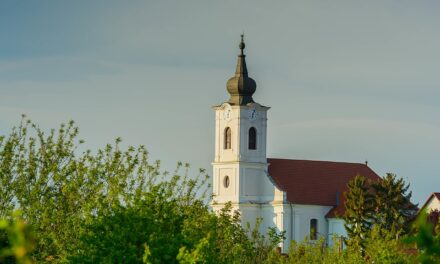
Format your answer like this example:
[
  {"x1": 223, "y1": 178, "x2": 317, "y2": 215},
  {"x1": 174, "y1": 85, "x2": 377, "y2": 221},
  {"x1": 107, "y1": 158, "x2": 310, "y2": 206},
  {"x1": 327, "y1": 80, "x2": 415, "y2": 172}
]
[
  {"x1": 418, "y1": 192, "x2": 440, "y2": 213},
  {"x1": 267, "y1": 158, "x2": 382, "y2": 218}
]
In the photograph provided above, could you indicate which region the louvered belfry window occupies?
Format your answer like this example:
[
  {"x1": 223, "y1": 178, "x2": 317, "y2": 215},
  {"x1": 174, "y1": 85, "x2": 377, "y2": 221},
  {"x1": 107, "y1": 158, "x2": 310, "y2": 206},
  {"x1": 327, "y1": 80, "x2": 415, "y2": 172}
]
[
  {"x1": 224, "y1": 127, "x2": 231, "y2": 149},
  {"x1": 248, "y1": 127, "x2": 256, "y2": 149}
]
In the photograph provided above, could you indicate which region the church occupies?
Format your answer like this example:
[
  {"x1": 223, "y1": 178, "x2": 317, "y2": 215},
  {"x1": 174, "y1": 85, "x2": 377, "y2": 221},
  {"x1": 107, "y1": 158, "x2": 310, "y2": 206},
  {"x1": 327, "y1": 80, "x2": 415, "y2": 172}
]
[{"x1": 211, "y1": 36, "x2": 381, "y2": 252}]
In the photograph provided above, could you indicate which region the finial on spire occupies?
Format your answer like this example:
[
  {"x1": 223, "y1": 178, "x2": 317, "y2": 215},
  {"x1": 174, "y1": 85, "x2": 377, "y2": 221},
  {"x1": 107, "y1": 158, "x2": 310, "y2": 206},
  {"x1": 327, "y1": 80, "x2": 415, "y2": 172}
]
[{"x1": 239, "y1": 34, "x2": 245, "y2": 55}]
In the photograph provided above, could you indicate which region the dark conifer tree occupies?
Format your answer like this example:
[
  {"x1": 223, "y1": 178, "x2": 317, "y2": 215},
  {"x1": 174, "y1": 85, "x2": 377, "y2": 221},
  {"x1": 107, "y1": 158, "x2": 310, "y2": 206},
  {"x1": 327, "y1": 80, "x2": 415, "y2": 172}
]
[
  {"x1": 371, "y1": 173, "x2": 418, "y2": 237},
  {"x1": 343, "y1": 175, "x2": 374, "y2": 251}
]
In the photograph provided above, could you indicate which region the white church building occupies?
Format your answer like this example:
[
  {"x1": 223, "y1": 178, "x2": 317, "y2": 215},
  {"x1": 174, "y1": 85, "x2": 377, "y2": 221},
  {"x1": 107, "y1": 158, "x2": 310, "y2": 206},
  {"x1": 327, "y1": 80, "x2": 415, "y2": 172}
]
[{"x1": 211, "y1": 36, "x2": 381, "y2": 251}]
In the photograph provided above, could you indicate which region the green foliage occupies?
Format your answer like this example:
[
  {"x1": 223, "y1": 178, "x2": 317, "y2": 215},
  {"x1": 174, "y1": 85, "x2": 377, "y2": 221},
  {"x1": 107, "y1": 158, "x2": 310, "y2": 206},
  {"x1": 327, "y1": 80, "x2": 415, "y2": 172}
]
[
  {"x1": 69, "y1": 194, "x2": 283, "y2": 263},
  {"x1": 0, "y1": 118, "x2": 425, "y2": 263},
  {"x1": 405, "y1": 211, "x2": 440, "y2": 264},
  {"x1": 343, "y1": 175, "x2": 374, "y2": 251},
  {"x1": 343, "y1": 173, "x2": 416, "y2": 252},
  {"x1": 1, "y1": 117, "x2": 95, "y2": 261},
  {"x1": 0, "y1": 118, "x2": 282, "y2": 263},
  {"x1": 259, "y1": 233, "x2": 415, "y2": 264},
  {"x1": 371, "y1": 173, "x2": 417, "y2": 237},
  {"x1": 261, "y1": 237, "x2": 370, "y2": 264},
  {"x1": 434, "y1": 211, "x2": 440, "y2": 235},
  {"x1": 364, "y1": 225, "x2": 415, "y2": 264},
  {"x1": 0, "y1": 211, "x2": 35, "y2": 264}
]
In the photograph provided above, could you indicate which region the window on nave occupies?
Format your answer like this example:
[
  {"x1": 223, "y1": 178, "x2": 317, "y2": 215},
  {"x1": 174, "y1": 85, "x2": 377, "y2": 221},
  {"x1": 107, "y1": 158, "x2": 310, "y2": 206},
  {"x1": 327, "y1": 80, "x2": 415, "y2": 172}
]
[{"x1": 310, "y1": 219, "x2": 318, "y2": 240}]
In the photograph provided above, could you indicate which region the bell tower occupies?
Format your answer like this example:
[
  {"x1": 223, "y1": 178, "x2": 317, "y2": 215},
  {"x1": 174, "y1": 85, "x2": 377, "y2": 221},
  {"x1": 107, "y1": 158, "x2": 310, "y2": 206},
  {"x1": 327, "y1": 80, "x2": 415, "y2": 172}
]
[{"x1": 211, "y1": 36, "x2": 274, "y2": 228}]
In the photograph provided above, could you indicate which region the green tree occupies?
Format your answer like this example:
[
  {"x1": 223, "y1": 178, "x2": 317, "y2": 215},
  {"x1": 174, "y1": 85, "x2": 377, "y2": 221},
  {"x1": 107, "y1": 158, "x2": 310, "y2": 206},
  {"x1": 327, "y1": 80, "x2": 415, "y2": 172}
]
[
  {"x1": 256, "y1": 233, "x2": 415, "y2": 264},
  {"x1": 1, "y1": 118, "x2": 158, "y2": 261},
  {"x1": 0, "y1": 118, "x2": 204, "y2": 262},
  {"x1": 0, "y1": 211, "x2": 35, "y2": 264},
  {"x1": 0, "y1": 133, "x2": 17, "y2": 218},
  {"x1": 405, "y1": 211, "x2": 440, "y2": 264},
  {"x1": 260, "y1": 237, "x2": 365, "y2": 264},
  {"x1": 343, "y1": 175, "x2": 374, "y2": 251},
  {"x1": 71, "y1": 197, "x2": 283, "y2": 263},
  {"x1": 431, "y1": 210, "x2": 440, "y2": 235},
  {"x1": 363, "y1": 225, "x2": 415, "y2": 264},
  {"x1": 371, "y1": 173, "x2": 417, "y2": 237},
  {"x1": 343, "y1": 173, "x2": 417, "y2": 252},
  {"x1": 0, "y1": 117, "x2": 283, "y2": 263}
]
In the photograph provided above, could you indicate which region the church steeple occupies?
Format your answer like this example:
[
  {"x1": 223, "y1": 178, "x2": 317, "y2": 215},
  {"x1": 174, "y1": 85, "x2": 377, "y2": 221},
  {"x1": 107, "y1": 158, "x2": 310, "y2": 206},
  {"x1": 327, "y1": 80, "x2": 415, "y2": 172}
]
[{"x1": 226, "y1": 35, "x2": 257, "y2": 105}]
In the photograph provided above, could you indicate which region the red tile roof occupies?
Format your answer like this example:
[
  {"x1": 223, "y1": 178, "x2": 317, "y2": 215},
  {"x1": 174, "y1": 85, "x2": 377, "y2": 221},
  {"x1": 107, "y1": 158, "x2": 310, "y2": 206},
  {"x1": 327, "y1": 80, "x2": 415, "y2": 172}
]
[{"x1": 267, "y1": 158, "x2": 381, "y2": 218}]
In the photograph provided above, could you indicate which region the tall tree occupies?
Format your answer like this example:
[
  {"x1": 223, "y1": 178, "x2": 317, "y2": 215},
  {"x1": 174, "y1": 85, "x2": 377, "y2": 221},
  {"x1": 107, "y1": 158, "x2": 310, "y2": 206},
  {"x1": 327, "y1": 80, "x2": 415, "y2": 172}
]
[
  {"x1": 344, "y1": 172, "x2": 417, "y2": 254},
  {"x1": 371, "y1": 173, "x2": 418, "y2": 237},
  {"x1": 343, "y1": 175, "x2": 374, "y2": 251}
]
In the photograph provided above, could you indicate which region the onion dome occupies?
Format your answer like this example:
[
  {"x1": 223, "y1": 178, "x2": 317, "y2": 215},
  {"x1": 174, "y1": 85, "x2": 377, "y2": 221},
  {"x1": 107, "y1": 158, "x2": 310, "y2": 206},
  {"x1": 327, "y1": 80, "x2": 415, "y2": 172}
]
[{"x1": 226, "y1": 35, "x2": 257, "y2": 105}]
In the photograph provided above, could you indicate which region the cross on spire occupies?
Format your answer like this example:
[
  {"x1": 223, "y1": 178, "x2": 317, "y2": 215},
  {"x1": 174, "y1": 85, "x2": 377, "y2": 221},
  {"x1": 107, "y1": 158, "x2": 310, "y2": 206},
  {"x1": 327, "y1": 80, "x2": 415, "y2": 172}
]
[{"x1": 239, "y1": 34, "x2": 245, "y2": 55}]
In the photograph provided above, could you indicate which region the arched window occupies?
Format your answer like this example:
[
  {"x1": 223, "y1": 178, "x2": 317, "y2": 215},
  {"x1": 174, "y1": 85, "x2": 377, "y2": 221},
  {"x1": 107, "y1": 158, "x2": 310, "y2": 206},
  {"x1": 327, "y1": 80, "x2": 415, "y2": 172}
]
[
  {"x1": 224, "y1": 127, "x2": 231, "y2": 149},
  {"x1": 248, "y1": 127, "x2": 256, "y2": 150},
  {"x1": 310, "y1": 219, "x2": 318, "y2": 240}
]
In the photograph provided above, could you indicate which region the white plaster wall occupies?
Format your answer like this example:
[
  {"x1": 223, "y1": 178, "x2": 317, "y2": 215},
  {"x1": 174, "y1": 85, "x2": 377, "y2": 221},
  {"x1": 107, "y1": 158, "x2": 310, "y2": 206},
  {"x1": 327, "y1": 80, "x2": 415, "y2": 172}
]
[
  {"x1": 212, "y1": 162, "x2": 274, "y2": 204},
  {"x1": 327, "y1": 218, "x2": 347, "y2": 246},
  {"x1": 237, "y1": 202, "x2": 334, "y2": 253},
  {"x1": 213, "y1": 103, "x2": 269, "y2": 164},
  {"x1": 289, "y1": 204, "x2": 333, "y2": 243},
  {"x1": 272, "y1": 203, "x2": 291, "y2": 252},
  {"x1": 212, "y1": 103, "x2": 336, "y2": 252},
  {"x1": 212, "y1": 163, "x2": 240, "y2": 203},
  {"x1": 239, "y1": 203, "x2": 285, "y2": 251},
  {"x1": 211, "y1": 99, "x2": 350, "y2": 253},
  {"x1": 240, "y1": 204, "x2": 269, "y2": 232},
  {"x1": 212, "y1": 102, "x2": 270, "y2": 206},
  {"x1": 238, "y1": 104, "x2": 269, "y2": 164},
  {"x1": 213, "y1": 104, "x2": 241, "y2": 163},
  {"x1": 248, "y1": 202, "x2": 335, "y2": 252},
  {"x1": 425, "y1": 197, "x2": 440, "y2": 212},
  {"x1": 241, "y1": 165, "x2": 274, "y2": 202}
]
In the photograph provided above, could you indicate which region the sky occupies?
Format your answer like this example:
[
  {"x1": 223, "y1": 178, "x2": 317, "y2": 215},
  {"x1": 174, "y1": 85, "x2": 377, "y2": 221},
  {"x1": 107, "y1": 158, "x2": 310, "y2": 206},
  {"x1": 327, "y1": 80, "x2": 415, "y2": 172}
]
[{"x1": 1, "y1": 1, "x2": 439, "y2": 205}]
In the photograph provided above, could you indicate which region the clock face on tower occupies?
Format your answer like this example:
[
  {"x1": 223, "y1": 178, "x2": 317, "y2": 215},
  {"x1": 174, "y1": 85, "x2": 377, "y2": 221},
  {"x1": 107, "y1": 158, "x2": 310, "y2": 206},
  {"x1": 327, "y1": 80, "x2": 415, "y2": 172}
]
[
  {"x1": 223, "y1": 106, "x2": 232, "y2": 121},
  {"x1": 249, "y1": 108, "x2": 257, "y2": 121}
]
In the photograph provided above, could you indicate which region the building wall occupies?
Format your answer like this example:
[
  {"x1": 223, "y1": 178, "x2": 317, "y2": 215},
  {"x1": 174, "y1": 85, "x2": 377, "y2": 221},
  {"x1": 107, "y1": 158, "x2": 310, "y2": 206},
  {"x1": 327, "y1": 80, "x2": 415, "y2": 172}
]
[
  {"x1": 288, "y1": 204, "x2": 333, "y2": 243},
  {"x1": 239, "y1": 202, "x2": 341, "y2": 252},
  {"x1": 212, "y1": 200, "x2": 347, "y2": 252},
  {"x1": 212, "y1": 102, "x2": 271, "y2": 205},
  {"x1": 425, "y1": 197, "x2": 440, "y2": 212},
  {"x1": 211, "y1": 101, "x2": 276, "y2": 241},
  {"x1": 210, "y1": 101, "x2": 349, "y2": 252},
  {"x1": 213, "y1": 103, "x2": 268, "y2": 164},
  {"x1": 211, "y1": 162, "x2": 276, "y2": 204},
  {"x1": 327, "y1": 218, "x2": 347, "y2": 246}
]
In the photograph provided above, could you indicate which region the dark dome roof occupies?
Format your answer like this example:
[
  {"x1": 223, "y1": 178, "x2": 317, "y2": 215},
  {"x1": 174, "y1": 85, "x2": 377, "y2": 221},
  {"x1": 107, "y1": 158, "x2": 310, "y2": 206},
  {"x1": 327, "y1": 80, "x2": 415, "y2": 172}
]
[{"x1": 226, "y1": 35, "x2": 257, "y2": 105}]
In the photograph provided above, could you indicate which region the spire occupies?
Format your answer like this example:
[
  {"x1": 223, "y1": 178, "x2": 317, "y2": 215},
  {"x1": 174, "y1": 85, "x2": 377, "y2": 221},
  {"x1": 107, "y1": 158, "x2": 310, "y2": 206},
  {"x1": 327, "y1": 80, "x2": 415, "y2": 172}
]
[
  {"x1": 234, "y1": 34, "x2": 248, "y2": 76},
  {"x1": 226, "y1": 34, "x2": 256, "y2": 105}
]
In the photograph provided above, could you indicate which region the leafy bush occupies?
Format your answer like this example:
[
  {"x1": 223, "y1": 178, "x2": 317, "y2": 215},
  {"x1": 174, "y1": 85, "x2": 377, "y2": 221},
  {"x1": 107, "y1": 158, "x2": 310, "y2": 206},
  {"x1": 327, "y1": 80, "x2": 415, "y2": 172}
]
[
  {"x1": 0, "y1": 118, "x2": 282, "y2": 263},
  {"x1": 0, "y1": 211, "x2": 34, "y2": 264},
  {"x1": 405, "y1": 211, "x2": 440, "y2": 264}
]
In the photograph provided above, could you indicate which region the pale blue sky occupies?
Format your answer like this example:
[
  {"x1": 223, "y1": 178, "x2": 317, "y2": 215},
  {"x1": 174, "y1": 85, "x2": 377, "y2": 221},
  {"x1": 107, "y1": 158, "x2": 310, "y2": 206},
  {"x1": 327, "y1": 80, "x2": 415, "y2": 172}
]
[{"x1": 1, "y1": 1, "x2": 439, "y2": 204}]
